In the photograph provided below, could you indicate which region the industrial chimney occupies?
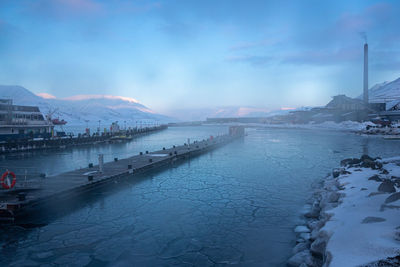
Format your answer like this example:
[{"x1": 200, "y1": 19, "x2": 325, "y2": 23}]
[{"x1": 363, "y1": 43, "x2": 368, "y2": 105}]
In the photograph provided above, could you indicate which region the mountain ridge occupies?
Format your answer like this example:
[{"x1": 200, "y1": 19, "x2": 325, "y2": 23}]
[{"x1": 0, "y1": 85, "x2": 172, "y2": 125}]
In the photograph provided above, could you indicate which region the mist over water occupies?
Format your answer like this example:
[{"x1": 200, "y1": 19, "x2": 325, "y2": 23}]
[{"x1": 1, "y1": 126, "x2": 400, "y2": 266}]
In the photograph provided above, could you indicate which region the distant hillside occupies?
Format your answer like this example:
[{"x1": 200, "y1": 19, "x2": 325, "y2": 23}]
[
  {"x1": 165, "y1": 106, "x2": 296, "y2": 121},
  {"x1": 0, "y1": 85, "x2": 172, "y2": 126}
]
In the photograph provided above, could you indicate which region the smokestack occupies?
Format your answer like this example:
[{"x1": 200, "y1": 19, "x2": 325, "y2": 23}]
[{"x1": 363, "y1": 43, "x2": 368, "y2": 105}]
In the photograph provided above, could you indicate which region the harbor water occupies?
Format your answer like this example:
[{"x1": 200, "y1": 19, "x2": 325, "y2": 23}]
[{"x1": 1, "y1": 126, "x2": 400, "y2": 266}]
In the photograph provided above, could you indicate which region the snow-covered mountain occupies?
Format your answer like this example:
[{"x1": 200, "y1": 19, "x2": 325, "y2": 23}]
[
  {"x1": 165, "y1": 106, "x2": 295, "y2": 121},
  {"x1": 0, "y1": 85, "x2": 172, "y2": 126},
  {"x1": 358, "y1": 77, "x2": 400, "y2": 102}
]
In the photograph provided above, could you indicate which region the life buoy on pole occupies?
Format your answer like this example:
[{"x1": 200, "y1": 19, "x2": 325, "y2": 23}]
[{"x1": 1, "y1": 170, "x2": 16, "y2": 189}]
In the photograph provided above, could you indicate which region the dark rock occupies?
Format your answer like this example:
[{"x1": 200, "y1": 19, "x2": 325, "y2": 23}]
[
  {"x1": 310, "y1": 238, "x2": 326, "y2": 259},
  {"x1": 375, "y1": 161, "x2": 383, "y2": 169},
  {"x1": 361, "y1": 159, "x2": 377, "y2": 169},
  {"x1": 391, "y1": 176, "x2": 400, "y2": 187},
  {"x1": 354, "y1": 169, "x2": 363, "y2": 172},
  {"x1": 368, "y1": 175, "x2": 382, "y2": 182},
  {"x1": 361, "y1": 188, "x2": 368, "y2": 191},
  {"x1": 381, "y1": 169, "x2": 389, "y2": 175},
  {"x1": 361, "y1": 255, "x2": 400, "y2": 267},
  {"x1": 385, "y1": 192, "x2": 400, "y2": 204},
  {"x1": 332, "y1": 169, "x2": 340, "y2": 178},
  {"x1": 287, "y1": 250, "x2": 315, "y2": 267},
  {"x1": 368, "y1": 192, "x2": 386, "y2": 197},
  {"x1": 328, "y1": 191, "x2": 340, "y2": 203},
  {"x1": 340, "y1": 170, "x2": 351, "y2": 175},
  {"x1": 292, "y1": 242, "x2": 309, "y2": 254},
  {"x1": 304, "y1": 204, "x2": 320, "y2": 219},
  {"x1": 378, "y1": 180, "x2": 396, "y2": 193},
  {"x1": 340, "y1": 158, "x2": 361, "y2": 166},
  {"x1": 361, "y1": 154, "x2": 374, "y2": 162},
  {"x1": 361, "y1": 216, "x2": 386, "y2": 224}
]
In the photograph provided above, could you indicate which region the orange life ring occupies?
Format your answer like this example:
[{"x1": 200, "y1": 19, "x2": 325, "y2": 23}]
[{"x1": 1, "y1": 171, "x2": 16, "y2": 189}]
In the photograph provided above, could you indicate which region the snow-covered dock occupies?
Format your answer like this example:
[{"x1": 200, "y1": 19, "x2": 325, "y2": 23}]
[
  {"x1": 0, "y1": 126, "x2": 244, "y2": 222},
  {"x1": 288, "y1": 155, "x2": 400, "y2": 267}
]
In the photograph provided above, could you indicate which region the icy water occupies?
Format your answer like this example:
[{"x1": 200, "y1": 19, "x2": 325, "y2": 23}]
[{"x1": 1, "y1": 126, "x2": 400, "y2": 266}]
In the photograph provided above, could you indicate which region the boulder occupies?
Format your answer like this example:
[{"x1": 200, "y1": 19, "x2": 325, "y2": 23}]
[
  {"x1": 368, "y1": 175, "x2": 382, "y2": 182},
  {"x1": 287, "y1": 250, "x2": 314, "y2": 267},
  {"x1": 378, "y1": 180, "x2": 396, "y2": 193},
  {"x1": 361, "y1": 159, "x2": 377, "y2": 169},
  {"x1": 375, "y1": 161, "x2": 383, "y2": 169},
  {"x1": 332, "y1": 169, "x2": 340, "y2": 178},
  {"x1": 340, "y1": 170, "x2": 351, "y2": 175},
  {"x1": 292, "y1": 242, "x2": 309, "y2": 254},
  {"x1": 307, "y1": 220, "x2": 324, "y2": 230},
  {"x1": 361, "y1": 216, "x2": 386, "y2": 224},
  {"x1": 304, "y1": 203, "x2": 320, "y2": 219},
  {"x1": 385, "y1": 192, "x2": 400, "y2": 204},
  {"x1": 381, "y1": 169, "x2": 389, "y2": 175},
  {"x1": 340, "y1": 158, "x2": 361, "y2": 167},
  {"x1": 310, "y1": 238, "x2": 326, "y2": 259},
  {"x1": 361, "y1": 154, "x2": 374, "y2": 162},
  {"x1": 299, "y1": 232, "x2": 311, "y2": 240},
  {"x1": 294, "y1": 225, "x2": 310, "y2": 233},
  {"x1": 391, "y1": 176, "x2": 400, "y2": 187},
  {"x1": 327, "y1": 192, "x2": 340, "y2": 203},
  {"x1": 310, "y1": 228, "x2": 320, "y2": 241}
]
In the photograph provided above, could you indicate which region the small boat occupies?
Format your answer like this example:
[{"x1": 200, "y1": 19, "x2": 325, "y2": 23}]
[{"x1": 52, "y1": 118, "x2": 67, "y2": 125}]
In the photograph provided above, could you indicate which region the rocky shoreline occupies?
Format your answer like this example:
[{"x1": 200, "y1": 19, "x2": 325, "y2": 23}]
[{"x1": 287, "y1": 155, "x2": 400, "y2": 267}]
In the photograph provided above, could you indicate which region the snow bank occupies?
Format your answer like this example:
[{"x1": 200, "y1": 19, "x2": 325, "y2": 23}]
[
  {"x1": 323, "y1": 163, "x2": 400, "y2": 266},
  {"x1": 288, "y1": 156, "x2": 400, "y2": 267}
]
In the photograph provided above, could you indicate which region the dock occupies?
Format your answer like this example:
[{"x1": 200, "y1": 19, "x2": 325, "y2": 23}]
[
  {"x1": 0, "y1": 125, "x2": 167, "y2": 154},
  {"x1": 0, "y1": 126, "x2": 245, "y2": 222}
]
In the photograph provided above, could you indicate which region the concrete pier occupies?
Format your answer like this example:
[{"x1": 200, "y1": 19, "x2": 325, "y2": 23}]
[{"x1": 0, "y1": 126, "x2": 244, "y2": 222}]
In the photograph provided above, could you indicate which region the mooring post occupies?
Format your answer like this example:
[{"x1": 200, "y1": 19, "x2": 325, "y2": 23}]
[{"x1": 98, "y1": 154, "x2": 104, "y2": 173}]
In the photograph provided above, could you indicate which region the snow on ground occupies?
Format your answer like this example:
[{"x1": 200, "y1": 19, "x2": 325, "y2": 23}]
[
  {"x1": 323, "y1": 160, "x2": 400, "y2": 267},
  {"x1": 262, "y1": 121, "x2": 376, "y2": 132}
]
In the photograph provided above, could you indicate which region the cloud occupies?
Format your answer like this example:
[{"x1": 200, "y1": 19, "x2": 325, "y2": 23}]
[
  {"x1": 63, "y1": 94, "x2": 140, "y2": 104},
  {"x1": 112, "y1": 1, "x2": 162, "y2": 14},
  {"x1": 331, "y1": 2, "x2": 393, "y2": 40},
  {"x1": 37, "y1": 92, "x2": 56, "y2": 99},
  {"x1": 229, "y1": 39, "x2": 279, "y2": 51},
  {"x1": 159, "y1": 21, "x2": 195, "y2": 39},
  {"x1": 226, "y1": 55, "x2": 272, "y2": 66},
  {"x1": 282, "y1": 46, "x2": 361, "y2": 66},
  {"x1": 25, "y1": 0, "x2": 103, "y2": 19}
]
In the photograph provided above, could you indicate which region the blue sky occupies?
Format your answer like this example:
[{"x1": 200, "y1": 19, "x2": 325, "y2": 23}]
[{"x1": 0, "y1": 0, "x2": 399, "y2": 114}]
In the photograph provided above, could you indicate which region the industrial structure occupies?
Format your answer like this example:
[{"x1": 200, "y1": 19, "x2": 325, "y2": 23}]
[{"x1": 363, "y1": 43, "x2": 369, "y2": 106}]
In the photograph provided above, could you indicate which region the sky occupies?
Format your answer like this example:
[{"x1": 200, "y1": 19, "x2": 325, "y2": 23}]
[{"x1": 0, "y1": 0, "x2": 399, "y2": 115}]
